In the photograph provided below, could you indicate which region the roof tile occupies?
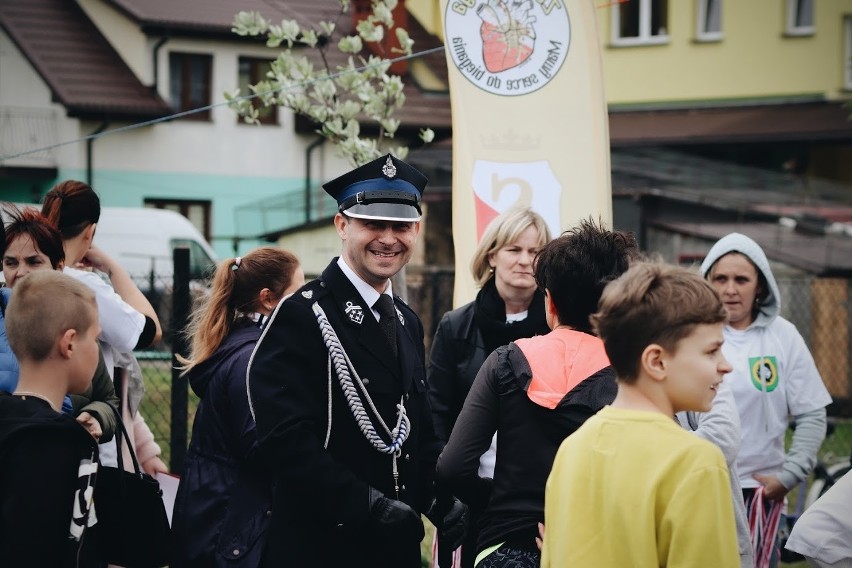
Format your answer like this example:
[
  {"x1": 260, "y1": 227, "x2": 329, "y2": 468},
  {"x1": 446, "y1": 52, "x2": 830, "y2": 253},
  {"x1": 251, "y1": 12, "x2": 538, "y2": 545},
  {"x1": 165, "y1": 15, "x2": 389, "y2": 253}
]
[{"x1": 0, "y1": 0, "x2": 170, "y2": 120}]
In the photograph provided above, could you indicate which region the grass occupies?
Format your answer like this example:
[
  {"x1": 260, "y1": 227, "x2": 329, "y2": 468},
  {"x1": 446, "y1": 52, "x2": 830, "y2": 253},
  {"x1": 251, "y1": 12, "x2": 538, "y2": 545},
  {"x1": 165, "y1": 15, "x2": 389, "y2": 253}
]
[
  {"x1": 421, "y1": 519, "x2": 436, "y2": 567},
  {"x1": 779, "y1": 420, "x2": 852, "y2": 568},
  {"x1": 137, "y1": 356, "x2": 199, "y2": 468},
  {"x1": 785, "y1": 418, "x2": 852, "y2": 516}
]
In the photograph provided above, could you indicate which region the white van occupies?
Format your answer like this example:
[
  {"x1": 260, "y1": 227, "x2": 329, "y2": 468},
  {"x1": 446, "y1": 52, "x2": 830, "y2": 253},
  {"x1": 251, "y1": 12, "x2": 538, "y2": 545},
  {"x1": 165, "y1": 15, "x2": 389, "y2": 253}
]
[{"x1": 93, "y1": 207, "x2": 218, "y2": 283}]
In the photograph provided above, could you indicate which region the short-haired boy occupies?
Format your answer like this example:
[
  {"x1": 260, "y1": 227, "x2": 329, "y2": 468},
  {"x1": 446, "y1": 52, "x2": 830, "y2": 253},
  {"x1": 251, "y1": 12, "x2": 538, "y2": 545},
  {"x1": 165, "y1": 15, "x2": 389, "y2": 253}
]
[
  {"x1": 0, "y1": 270, "x2": 102, "y2": 567},
  {"x1": 541, "y1": 262, "x2": 740, "y2": 567}
]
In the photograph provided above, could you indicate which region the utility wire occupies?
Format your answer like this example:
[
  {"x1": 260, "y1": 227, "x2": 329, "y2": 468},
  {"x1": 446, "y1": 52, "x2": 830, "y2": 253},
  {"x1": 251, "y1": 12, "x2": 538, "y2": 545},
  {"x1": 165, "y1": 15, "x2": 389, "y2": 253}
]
[{"x1": 0, "y1": 45, "x2": 446, "y2": 162}]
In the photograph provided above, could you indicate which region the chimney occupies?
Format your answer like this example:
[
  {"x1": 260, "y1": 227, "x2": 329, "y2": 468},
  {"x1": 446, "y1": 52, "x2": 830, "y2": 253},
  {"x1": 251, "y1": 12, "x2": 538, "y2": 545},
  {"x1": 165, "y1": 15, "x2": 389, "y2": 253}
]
[{"x1": 351, "y1": 0, "x2": 409, "y2": 75}]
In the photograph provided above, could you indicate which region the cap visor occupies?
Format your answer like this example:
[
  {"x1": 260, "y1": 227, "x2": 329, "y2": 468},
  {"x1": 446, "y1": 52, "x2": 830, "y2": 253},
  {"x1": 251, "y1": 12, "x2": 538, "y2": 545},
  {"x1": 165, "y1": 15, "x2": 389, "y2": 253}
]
[{"x1": 343, "y1": 203, "x2": 421, "y2": 222}]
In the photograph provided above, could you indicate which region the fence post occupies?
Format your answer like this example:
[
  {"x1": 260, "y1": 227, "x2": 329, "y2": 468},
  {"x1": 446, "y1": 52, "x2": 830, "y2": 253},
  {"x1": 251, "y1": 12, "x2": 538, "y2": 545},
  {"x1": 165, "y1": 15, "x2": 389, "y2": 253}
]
[{"x1": 170, "y1": 247, "x2": 190, "y2": 474}]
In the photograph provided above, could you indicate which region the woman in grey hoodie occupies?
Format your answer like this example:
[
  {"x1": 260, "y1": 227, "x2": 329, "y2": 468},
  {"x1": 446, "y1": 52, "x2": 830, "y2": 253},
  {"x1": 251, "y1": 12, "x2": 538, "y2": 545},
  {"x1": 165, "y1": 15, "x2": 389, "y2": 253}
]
[{"x1": 700, "y1": 233, "x2": 831, "y2": 568}]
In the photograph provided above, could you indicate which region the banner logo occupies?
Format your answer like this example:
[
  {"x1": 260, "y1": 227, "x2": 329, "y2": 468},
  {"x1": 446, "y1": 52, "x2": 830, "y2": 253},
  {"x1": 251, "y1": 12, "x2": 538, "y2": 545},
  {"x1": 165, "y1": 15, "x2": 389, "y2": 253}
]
[
  {"x1": 445, "y1": 0, "x2": 570, "y2": 96},
  {"x1": 749, "y1": 356, "x2": 779, "y2": 393},
  {"x1": 471, "y1": 159, "x2": 562, "y2": 239}
]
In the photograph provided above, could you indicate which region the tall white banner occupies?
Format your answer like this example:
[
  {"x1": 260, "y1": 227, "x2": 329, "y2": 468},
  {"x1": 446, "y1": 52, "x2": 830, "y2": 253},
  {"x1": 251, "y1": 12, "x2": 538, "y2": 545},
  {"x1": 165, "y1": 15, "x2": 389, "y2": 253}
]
[{"x1": 441, "y1": 0, "x2": 612, "y2": 306}]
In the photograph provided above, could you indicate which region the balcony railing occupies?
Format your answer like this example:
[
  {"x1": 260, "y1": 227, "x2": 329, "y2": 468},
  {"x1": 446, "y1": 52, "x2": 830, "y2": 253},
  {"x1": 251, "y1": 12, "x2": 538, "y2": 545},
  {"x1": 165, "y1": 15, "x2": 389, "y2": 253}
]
[{"x1": 0, "y1": 106, "x2": 58, "y2": 168}]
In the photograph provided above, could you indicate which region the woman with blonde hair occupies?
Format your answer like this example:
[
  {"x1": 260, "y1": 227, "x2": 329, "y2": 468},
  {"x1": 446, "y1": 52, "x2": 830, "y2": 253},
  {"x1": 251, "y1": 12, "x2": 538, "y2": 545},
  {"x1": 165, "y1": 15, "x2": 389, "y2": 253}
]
[
  {"x1": 171, "y1": 246, "x2": 304, "y2": 568},
  {"x1": 427, "y1": 207, "x2": 551, "y2": 567}
]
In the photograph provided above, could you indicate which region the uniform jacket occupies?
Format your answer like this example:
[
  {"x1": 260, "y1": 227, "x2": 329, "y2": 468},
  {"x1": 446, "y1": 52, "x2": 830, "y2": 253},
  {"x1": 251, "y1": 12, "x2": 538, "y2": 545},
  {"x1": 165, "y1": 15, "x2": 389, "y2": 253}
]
[
  {"x1": 171, "y1": 321, "x2": 273, "y2": 568},
  {"x1": 437, "y1": 329, "x2": 617, "y2": 554},
  {"x1": 0, "y1": 393, "x2": 99, "y2": 567},
  {"x1": 248, "y1": 259, "x2": 441, "y2": 568}
]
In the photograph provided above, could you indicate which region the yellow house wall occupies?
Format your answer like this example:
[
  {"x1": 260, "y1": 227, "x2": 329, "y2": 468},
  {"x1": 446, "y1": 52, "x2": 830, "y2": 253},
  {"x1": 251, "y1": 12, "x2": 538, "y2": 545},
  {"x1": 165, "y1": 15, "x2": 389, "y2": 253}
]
[
  {"x1": 409, "y1": 0, "x2": 852, "y2": 105},
  {"x1": 599, "y1": 0, "x2": 852, "y2": 105}
]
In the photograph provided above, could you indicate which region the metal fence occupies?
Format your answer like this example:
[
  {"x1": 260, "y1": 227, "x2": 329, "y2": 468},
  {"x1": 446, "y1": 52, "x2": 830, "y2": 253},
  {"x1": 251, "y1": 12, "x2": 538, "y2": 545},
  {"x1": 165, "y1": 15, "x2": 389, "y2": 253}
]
[{"x1": 132, "y1": 260, "x2": 851, "y2": 476}]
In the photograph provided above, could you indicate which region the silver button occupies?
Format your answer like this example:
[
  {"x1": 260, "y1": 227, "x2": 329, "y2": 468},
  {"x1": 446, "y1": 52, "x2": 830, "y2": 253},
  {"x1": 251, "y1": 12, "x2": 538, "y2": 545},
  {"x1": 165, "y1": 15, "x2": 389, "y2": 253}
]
[
  {"x1": 266, "y1": 509, "x2": 272, "y2": 517},
  {"x1": 363, "y1": 378, "x2": 370, "y2": 386},
  {"x1": 233, "y1": 549, "x2": 241, "y2": 556},
  {"x1": 401, "y1": 484, "x2": 406, "y2": 491},
  {"x1": 404, "y1": 454, "x2": 410, "y2": 461}
]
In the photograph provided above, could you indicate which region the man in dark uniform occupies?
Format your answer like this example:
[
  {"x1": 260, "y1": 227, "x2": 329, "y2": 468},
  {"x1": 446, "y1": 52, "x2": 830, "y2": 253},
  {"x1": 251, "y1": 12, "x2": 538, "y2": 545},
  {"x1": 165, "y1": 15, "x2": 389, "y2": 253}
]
[{"x1": 248, "y1": 153, "x2": 467, "y2": 567}]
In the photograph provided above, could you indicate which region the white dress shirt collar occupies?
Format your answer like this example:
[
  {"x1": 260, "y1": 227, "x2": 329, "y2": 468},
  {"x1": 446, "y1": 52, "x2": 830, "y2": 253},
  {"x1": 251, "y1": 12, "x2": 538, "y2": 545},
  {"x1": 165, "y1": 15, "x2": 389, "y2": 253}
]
[{"x1": 336, "y1": 257, "x2": 393, "y2": 321}]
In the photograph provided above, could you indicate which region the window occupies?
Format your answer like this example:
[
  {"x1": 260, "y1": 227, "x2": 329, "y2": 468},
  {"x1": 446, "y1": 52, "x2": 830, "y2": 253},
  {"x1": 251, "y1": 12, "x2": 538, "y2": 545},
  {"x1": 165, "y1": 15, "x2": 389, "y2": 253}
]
[
  {"x1": 238, "y1": 57, "x2": 278, "y2": 125},
  {"x1": 696, "y1": 0, "x2": 722, "y2": 41},
  {"x1": 785, "y1": 0, "x2": 814, "y2": 36},
  {"x1": 612, "y1": 0, "x2": 669, "y2": 46},
  {"x1": 846, "y1": 17, "x2": 852, "y2": 90},
  {"x1": 171, "y1": 239, "x2": 216, "y2": 280},
  {"x1": 169, "y1": 53, "x2": 212, "y2": 120},
  {"x1": 145, "y1": 199, "x2": 212, "y2": 243}
]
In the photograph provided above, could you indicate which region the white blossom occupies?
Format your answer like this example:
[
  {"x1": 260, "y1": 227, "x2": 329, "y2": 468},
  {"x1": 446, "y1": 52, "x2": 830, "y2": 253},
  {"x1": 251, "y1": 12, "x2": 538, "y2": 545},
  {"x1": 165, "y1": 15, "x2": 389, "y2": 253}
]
[{"x1": 227, "y1": 0, "x2": 431, "y2": 167}]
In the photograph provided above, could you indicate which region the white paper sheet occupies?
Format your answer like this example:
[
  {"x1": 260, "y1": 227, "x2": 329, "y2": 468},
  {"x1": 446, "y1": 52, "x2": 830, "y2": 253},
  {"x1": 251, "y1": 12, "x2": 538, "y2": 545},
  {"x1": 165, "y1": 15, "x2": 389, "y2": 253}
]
[{"x1": 155, "y1": 472, "x2": 180, "y2": 527}]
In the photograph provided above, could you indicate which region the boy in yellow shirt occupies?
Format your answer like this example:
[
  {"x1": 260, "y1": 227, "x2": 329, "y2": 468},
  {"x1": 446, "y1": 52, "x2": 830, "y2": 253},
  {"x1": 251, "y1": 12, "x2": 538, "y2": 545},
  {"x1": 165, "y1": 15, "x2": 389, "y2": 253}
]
[{"x1": 541, "y1": 262, "x2": 740, "y2": 567}]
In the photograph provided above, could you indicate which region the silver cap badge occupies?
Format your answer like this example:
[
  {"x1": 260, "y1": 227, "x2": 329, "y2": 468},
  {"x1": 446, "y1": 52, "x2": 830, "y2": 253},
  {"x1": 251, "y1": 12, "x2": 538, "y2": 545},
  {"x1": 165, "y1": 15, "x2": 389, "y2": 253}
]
[{"x1": 381, "y1": 156, "x2": 397, "y2": 178}]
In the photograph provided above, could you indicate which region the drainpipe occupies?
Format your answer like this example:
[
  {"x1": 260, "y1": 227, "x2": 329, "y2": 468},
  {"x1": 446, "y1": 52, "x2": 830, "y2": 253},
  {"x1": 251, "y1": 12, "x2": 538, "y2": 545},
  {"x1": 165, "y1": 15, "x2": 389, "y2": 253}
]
[
  {"x1": 151, "y1": 37, "x2": 169, "y2": 94},
  {"x1": 304, "y1": 136, "x2": 326, "y2": 224},
  {"x1": 86, "y1": 121, "x2": 109, "y2": 187}
]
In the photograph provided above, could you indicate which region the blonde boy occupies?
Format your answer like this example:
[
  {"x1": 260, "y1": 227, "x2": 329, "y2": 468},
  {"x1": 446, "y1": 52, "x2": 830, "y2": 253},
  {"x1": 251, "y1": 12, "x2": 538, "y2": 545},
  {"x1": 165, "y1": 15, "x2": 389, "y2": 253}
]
[
  {"x1": 0, "y1": 270, "x2": 102, "y2": 567},
  {"x1": 541, "y1": 262, "x2": 740, "y2": 567}
]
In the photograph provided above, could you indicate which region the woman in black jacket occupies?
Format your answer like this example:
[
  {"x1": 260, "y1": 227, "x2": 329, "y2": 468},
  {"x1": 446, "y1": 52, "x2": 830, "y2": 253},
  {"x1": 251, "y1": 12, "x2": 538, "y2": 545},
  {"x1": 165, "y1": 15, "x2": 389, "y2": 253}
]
[
  {"x1": 171, "y1": 246, "x2": 303, "y2": 568},
  {"x1": 427, "y1": 207, "x2": 551, "y2": 567}
]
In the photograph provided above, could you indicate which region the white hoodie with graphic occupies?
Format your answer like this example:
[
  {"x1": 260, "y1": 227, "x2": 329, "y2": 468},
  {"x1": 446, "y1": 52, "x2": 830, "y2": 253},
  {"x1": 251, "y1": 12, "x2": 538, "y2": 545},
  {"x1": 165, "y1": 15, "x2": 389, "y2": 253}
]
[{"x1": 700, "y1": 233, "x2": 831, "y2": 490}]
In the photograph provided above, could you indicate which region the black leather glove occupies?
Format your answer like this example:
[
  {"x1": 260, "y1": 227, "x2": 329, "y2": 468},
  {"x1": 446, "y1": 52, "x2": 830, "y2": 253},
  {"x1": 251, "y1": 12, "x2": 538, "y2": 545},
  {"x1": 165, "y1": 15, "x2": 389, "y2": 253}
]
[
  {"x1": 368, "y1": 486, "x2": 425, "y2": 543},
  {"x1": 426, "y1": 495, "x2": 469, "y2": 551}
]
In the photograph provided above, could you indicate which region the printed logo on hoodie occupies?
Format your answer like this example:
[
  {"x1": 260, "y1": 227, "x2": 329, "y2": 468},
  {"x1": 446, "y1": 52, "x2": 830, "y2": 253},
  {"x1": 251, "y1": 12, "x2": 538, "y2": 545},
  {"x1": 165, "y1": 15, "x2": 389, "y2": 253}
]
[
  {"x1": 749, "y1": 356, "x2": 779, "y2": 392},
  {"x1": 70, "y1": 451, "x2": 98, "y2": 540}
]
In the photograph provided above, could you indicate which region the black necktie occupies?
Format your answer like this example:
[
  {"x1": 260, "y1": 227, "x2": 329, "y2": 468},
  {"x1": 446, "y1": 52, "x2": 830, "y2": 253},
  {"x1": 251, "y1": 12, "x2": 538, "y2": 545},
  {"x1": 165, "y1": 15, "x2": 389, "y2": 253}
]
[{"x1": 374, "y1": 294, "x2": 398, "y2": 357}]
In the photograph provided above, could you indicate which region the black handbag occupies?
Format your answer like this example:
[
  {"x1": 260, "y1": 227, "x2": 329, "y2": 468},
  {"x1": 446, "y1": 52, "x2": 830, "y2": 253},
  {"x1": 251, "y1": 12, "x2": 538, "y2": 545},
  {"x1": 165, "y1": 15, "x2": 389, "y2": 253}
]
[{"x1": 93, "y1": 404, "x2": 171, "y2": 567}]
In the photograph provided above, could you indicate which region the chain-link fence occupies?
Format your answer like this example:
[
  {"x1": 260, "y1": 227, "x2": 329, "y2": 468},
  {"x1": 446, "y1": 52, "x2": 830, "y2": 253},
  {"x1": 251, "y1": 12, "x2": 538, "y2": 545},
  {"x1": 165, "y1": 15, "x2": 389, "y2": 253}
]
[
  {"x1": 133, "y1": 261, "x2": 851, "y2": 475},
  {"x1": 777, "y1": 276, "x2": 852, "y2": 417}
]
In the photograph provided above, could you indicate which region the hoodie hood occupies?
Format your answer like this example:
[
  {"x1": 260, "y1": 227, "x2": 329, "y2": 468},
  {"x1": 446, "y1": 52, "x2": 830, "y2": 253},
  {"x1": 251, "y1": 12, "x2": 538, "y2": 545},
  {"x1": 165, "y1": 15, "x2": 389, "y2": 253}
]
[
  {"x1": 516, "y1": 328, "x2": 610, "y2": 410},
  {"x1": 185, "y1": 321, "x2": 260, "y2": 399},
  {"x1": 700, "y1": 232, "x2": 781, "y2": 329}
]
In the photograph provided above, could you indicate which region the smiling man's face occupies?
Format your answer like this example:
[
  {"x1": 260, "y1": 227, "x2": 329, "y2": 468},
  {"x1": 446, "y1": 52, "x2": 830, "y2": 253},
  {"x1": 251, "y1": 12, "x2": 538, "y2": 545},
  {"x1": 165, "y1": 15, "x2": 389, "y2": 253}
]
[{"x1": 335, "y1": 213, "x2": 420, "y2": 293}]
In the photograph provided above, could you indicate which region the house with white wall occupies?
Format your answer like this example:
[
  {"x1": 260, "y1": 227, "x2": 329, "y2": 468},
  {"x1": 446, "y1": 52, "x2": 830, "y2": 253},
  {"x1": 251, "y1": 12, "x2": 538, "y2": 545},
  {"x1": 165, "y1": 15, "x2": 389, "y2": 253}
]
[{"x1": 0, "y1": 0, "x2": 449, "y2": 262}]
